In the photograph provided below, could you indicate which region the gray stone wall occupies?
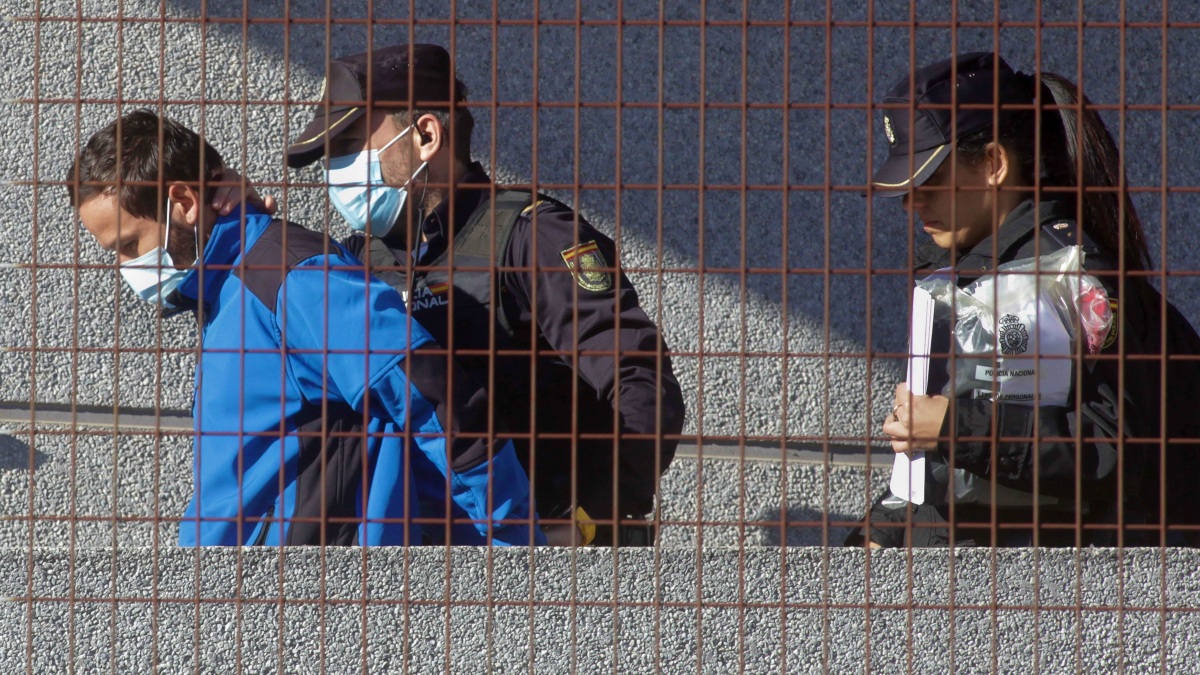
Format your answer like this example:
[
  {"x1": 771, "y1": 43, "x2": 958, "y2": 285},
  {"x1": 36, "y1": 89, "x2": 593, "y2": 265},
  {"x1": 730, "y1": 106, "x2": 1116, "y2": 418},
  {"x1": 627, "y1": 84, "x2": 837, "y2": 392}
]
[{"x1": 2, "y1": 547, "x2": 1198, "y2": 674}]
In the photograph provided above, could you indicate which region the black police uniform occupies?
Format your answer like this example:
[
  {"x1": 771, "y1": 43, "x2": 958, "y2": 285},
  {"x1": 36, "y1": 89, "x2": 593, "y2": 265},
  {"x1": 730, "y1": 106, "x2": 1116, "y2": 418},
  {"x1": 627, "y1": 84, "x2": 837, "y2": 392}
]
[
  {"x1": 848, "y1": 197, "x2": 1160, "y2": 547},
  {"x1": 343, "y1": 163, "x2": 686, "y2": 545}
]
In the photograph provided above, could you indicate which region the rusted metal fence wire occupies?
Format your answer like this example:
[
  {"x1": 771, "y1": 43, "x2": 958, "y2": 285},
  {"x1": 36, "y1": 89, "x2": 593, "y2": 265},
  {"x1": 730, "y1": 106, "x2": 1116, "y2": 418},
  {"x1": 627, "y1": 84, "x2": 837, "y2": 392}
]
[{"x1": 2, "y1": 1, "x2": 1199, "y2": 673}]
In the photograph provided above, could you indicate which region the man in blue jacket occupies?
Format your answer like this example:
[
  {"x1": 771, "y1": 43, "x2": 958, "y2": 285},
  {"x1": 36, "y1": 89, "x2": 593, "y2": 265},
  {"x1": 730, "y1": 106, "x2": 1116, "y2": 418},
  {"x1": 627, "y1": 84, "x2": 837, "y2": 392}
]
[{"x1": 66, "y1": 109, "x2": 544, "y2": 546}]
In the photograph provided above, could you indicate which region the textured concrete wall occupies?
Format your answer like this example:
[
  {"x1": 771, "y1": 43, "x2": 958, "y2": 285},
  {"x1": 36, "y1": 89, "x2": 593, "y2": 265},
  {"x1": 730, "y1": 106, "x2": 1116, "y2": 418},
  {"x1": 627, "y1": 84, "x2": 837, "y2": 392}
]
[{"x1": 2, "y1": 547, "x2": 1198, "y2": 674}]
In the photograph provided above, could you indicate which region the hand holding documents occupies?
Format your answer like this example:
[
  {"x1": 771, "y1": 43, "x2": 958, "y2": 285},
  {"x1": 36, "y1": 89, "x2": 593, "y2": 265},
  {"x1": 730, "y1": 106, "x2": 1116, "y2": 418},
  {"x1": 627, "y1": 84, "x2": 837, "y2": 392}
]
[{"x1": 889, "y1": 282, "x2": 944, "y2": 504}]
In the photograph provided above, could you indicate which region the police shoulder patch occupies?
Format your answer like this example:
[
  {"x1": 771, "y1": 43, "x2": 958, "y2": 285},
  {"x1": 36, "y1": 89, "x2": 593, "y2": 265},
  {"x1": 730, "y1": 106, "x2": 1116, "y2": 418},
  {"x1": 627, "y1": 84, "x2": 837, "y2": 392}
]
[
  {"x1": 1103, "y1": 299, "x2": 1120, "y2": 350},
  {"x1": 560, "y1": 240, "x2": 612, "y2": 292}
]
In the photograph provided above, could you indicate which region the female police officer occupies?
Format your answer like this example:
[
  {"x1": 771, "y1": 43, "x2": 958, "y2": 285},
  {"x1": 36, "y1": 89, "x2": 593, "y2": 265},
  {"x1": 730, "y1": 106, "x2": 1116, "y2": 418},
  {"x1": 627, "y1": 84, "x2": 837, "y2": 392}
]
[{"x1": 846, "y1": 52, "x2": 1166, "y2": 548}]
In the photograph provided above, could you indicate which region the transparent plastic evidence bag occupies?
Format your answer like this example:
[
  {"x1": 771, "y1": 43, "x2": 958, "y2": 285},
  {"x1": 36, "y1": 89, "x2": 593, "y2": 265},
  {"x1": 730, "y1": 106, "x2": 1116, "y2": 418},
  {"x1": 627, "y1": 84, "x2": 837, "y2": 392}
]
[{"x1": 890, "y1": 245, "x2": 1113, "y2": 507}]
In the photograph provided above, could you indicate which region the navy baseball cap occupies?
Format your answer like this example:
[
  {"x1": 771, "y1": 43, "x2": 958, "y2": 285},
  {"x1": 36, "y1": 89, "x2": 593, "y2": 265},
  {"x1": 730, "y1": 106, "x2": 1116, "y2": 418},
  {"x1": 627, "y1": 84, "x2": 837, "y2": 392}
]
[
  {"x1": 287, "y1": 44, "x2": 460, "y2": 168},
  {"x1": 870, "y1": 52, "x2": 1032, "y2": 198}
]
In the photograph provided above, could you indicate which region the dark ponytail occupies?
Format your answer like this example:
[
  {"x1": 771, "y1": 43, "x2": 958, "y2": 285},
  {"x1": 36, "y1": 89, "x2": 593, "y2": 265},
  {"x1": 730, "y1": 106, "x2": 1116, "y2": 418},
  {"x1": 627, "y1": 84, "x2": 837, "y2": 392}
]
[
  {"x1": 957, "y1": 71, "x2": 1152, "y2": 273},
  {"x1": 1040, "y1": 73, "x2": 1151, "y2": 272}
]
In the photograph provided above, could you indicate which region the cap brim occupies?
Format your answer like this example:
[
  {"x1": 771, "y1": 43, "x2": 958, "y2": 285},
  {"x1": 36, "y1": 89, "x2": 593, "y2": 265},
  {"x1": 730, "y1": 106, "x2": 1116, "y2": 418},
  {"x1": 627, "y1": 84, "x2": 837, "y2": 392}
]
[
  {"x1": 286, "y1": 106, "x2": 366, "y2": 168},
  {"x1": 867, "y1": 143, "x2": 950, "y2": 198}
]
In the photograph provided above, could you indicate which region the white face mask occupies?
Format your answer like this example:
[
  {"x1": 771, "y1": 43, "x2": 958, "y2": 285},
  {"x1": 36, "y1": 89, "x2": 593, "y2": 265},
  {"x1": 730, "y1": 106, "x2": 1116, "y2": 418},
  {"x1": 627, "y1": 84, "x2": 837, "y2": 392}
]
[
  {"x1": 119, "y1": 197, "x2": 195, "y2": 307},
  {"x1": 325, "y1": 125, "x2": 427, "y2": 237}
]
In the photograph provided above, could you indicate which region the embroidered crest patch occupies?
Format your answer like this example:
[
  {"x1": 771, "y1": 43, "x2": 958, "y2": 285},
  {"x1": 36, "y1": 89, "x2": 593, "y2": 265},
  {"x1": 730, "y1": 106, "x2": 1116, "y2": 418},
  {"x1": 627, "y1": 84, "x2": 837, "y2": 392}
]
[{"x1": 560, "y1": 240, "x2": 612, "y2": 292}]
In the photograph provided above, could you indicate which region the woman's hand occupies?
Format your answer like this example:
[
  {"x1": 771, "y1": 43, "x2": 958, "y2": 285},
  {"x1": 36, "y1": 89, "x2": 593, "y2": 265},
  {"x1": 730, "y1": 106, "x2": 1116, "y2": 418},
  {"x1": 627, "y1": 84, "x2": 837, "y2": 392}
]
[
  {"x1": 882, "y1": 381, "x2": 949, "y2": 454},
  {"x1": 211, "y1": 167, "x2": 278, "y2": 216}
]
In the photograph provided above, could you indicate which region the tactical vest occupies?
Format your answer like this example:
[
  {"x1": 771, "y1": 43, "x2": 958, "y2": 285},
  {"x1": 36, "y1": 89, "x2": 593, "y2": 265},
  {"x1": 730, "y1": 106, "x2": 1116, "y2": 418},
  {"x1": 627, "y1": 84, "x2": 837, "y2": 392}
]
[{"x1": 367, "y1": 190, "x2": 541, "y2": 356}]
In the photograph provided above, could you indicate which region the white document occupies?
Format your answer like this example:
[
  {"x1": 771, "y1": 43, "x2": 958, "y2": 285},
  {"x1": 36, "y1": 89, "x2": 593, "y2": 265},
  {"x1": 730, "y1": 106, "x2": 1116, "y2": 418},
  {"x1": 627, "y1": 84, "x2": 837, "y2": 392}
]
[{"x1": 889, "y1": 285, "x2": 935, "y2": 504}]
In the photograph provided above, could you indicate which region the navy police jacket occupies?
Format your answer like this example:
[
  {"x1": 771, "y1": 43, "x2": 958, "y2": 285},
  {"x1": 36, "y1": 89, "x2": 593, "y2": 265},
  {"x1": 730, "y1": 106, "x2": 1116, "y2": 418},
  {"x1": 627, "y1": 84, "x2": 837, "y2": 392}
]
[
  {"x1": 167, "y1": 207, "x2": 542, "y2": 546},
  {"x1": 344, "y1": 163, "x2": 686, "y2": 542}
]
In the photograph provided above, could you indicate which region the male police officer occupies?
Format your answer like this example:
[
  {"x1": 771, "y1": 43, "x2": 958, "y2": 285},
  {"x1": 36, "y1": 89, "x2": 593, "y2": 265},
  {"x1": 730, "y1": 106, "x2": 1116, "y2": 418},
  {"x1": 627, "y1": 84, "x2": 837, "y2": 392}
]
[
  {"x1": 69, "y1": 109, "x2": 543, "y2": 546},
  {"x1": 283, "y1": 44, "x2": 685, "y2": 546}
]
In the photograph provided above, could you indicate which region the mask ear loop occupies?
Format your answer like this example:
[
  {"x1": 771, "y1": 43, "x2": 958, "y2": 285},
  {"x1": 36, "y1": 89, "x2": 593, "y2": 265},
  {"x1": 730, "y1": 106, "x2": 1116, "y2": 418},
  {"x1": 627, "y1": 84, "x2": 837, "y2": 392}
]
[
  {"x1": 367, "y1": 125, "x2": 417, "y2": 240},
  {"x1": 163, "y1": 195, "x2": 174, "y2": 277},
  {"x1": 380, "y1": 124, "x2": 429, "y2": 191},
  {"x1": 383, "y1": 124, "x2": 430, "y2": 241},
  {"x1": 378, "y1": 124, "x2": 414, "y2": 154},
  {"x1": 191, "y1": 213, "x2": 201, "y2": 274},
  {"x1": 164, "y1": 193, "x2": 204, "y2": 271},
  {"x1": 196, "y1": 173, "x2": 215, "y2": 266}
]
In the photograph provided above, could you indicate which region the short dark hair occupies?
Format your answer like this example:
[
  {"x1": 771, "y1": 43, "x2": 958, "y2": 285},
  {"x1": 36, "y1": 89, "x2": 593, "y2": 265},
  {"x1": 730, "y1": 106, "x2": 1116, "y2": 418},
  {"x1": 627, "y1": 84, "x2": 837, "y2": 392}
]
[
  {"x1": 66, "y1": 110, "x2": 225, "y2": 219},
  {"x1": 388, "y1": 79, "x2": 474, "y2": 164}
]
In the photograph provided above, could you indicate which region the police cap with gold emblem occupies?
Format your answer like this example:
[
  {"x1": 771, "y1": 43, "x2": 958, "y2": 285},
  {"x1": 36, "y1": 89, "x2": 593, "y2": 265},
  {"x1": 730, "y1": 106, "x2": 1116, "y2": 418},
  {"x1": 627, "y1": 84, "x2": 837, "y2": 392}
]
[
  {"x1": 870, "y1": 52, "x2": 1031, "y2": 198},
  {"x1": 287, "y1": 44, "x2": 460, "y2": 168}
]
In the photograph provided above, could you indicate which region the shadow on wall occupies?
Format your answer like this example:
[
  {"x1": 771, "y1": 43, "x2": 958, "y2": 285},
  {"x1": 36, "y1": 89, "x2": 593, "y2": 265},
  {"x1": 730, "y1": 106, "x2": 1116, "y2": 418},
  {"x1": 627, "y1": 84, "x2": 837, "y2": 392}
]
[
  {"x1": 0, "y1": 433, "x2": 48, "y2": 472},
  {"x1": 158, "y1": 0, "x2": 901, "y2": 343},
  {"x1": 756, "y1": 506, "x2": 862, "y2": 547},
  {"x1": 152, "y1": 0, "x2": 1200, "y2": 356},
  {"x1": 150, "y1": 2, "x2": 1200, "y2": 441}
]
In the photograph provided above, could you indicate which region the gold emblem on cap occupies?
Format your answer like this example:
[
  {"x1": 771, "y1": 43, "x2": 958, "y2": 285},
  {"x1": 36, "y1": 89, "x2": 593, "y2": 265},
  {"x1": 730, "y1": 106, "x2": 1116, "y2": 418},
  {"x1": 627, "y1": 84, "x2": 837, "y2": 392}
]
[{"x1": 883, "y1": 114, "x2": 896, "y2": 145}]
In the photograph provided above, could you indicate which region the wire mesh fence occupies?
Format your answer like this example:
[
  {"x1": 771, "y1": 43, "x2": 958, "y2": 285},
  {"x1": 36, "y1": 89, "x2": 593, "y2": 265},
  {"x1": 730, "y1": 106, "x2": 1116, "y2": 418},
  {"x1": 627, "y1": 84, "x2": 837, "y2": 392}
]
[{"x1": 3, "y1": 1, "x2": 1199, "y2": 673}]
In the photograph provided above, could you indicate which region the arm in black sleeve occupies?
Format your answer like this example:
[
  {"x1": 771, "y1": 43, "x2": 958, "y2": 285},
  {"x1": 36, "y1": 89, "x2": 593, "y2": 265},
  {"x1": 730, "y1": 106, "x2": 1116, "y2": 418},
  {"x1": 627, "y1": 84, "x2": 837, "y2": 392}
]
[
  {"x1": 942, "y1": 375, "x2": 1122, "y2": 500},
  {"x1": 504, "y1": 202, "x2": 685, "y2": 516}
]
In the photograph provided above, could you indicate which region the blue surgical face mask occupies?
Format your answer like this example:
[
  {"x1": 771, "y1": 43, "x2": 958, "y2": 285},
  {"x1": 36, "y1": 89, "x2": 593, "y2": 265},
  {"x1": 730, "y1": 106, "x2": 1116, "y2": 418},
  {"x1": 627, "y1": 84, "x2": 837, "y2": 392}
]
[
  {"x1": 325, "y1": 125, "x2": 428, "y2": 237},
  {"x1": 119, "y1": 197, "x2": 195, "y2": 308}
]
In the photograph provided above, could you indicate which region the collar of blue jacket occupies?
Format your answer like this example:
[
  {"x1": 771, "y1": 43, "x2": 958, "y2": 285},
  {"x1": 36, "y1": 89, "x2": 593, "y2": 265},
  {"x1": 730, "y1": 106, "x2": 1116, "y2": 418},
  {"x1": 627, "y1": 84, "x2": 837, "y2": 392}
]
[{"x1": 161, "y1": 205, "x2": 271, "y2": 317}]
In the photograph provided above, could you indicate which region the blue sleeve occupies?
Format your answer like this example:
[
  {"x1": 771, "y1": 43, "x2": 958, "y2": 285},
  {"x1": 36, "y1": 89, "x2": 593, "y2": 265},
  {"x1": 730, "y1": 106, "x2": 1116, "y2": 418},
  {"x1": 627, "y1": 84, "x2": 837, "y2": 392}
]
[
  {"x1": 367, "y1": 365, "x2": 544, "y2": 546},
  {"x1": 280, "y1": 257, "x2": 544, "y2": 546},
  {"x1": 279, "y1": 258, "x2": 428, "y2": 405}
]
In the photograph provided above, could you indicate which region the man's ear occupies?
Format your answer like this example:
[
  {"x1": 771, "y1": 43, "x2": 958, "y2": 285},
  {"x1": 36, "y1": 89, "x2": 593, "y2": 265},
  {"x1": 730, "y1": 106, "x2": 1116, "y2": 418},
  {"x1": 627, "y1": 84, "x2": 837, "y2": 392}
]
[
  {"x1": 167, "y1": 181, "x2": 204, "y2": 226},
  {"x1": 413, "y1": 113, "x2": 445, "y2": 162},
  {"x1": 985, "y1": 141, "x2": 1011, "y2": 187}
]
